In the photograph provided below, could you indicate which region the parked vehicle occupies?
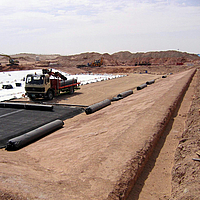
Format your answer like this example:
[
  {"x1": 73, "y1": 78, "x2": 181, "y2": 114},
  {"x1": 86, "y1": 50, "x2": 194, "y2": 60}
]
[{"x1": 25, "y1": 69, "x2": 80, "y2": 100}]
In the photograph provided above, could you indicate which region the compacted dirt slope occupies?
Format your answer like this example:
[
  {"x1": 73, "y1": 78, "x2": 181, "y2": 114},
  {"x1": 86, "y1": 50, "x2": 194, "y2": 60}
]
[{"x1": 0, "y1": 69, "x2": 196, "y2": 199}]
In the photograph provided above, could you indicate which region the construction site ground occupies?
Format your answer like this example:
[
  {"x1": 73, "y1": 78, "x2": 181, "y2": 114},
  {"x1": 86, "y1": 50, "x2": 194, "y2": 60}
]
[{"x1": 0, "y1": 69, "x2": 199, "y2": 199}]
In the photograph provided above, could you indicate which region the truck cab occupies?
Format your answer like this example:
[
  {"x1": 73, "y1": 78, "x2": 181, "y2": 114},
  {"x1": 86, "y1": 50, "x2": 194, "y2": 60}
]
[{"x1": 25, "y1": 74, "x2": 52, "y2": 100}]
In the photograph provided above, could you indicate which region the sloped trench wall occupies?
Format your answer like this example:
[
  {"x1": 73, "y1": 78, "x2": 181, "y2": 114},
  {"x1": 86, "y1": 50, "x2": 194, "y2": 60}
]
[
  {"x1": 107, "y1": 69, "x2": 197, "y2": 200},
  {"x1": 171, "y1": 69, "x2": 200, "y2": 199}
]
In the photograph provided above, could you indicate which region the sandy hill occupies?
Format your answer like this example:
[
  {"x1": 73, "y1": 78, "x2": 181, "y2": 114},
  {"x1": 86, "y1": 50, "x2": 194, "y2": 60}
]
[
  {"x1": 3, "y1": 50, "x2": 199, "y2": 66},
  {"x1": 57, "y1": 50, "x2": 200, "y2": 74},
  {"x1": 57, "y1": 50, "x2": 200, "y2": 67},
  {"x1": 0, "y1": 50, "x2": 200, "y2": 74}
]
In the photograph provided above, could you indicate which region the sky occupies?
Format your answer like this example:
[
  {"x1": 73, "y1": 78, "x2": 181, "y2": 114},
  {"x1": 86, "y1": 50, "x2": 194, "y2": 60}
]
[{"x1": 0, "y1": 0, "x2": 200, "y2": 55}]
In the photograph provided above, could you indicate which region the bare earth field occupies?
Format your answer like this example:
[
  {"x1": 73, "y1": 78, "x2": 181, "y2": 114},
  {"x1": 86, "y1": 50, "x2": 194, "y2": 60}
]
[
  {"x1": 0, "y1": 67, "x2": 199, "y2": 199},
  {"x1": 55, "y1": 73, "x2": 161, "y2": 106}
]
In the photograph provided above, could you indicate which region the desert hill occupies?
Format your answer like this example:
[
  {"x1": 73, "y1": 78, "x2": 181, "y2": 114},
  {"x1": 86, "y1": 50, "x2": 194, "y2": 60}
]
[
  {"x1": 0, "y1": 50, "x2": 200, "y2": 74},
  {"x1": 57, "y1": 50, "x2": 200, "y2": 67}
]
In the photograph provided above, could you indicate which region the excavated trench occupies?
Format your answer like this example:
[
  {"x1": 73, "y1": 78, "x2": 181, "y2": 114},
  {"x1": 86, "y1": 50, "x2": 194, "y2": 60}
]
[{"x1": 126, "y1": 70, "x2": 196, "y2": 199}]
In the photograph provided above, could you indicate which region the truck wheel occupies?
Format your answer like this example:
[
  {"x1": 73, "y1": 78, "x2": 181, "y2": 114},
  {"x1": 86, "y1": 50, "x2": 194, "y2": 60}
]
[
  {"x1": 47, "y1": 90, "x2": 54, "y2": 100},
  {"x1": 28, "y1": 94, "x2": 35, "y2": 100},
  {"x1": 69, "y1": 86, "x2": 74, "y2": 94},
  {"x1": 29, "y1": 96, "x2": 36, "y2": 100}
]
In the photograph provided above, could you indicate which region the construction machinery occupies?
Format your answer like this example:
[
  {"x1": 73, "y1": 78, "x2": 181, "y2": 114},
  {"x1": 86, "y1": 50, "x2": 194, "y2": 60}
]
[
  {"x1": 88, "y1": 57, "x2": 103, "y2": 67},
  {"x1": 135, "y1": 61, "x2": 151, "y2": 66},
  {"x1": 0, "y1": 54, "x2": 19, "y2": 66},
  {"x1": 77, "y1": 57, "x2": 103, "y2": 68},
  {"x1": 25, "y1": 69, "x2": 80, "y2": 100}
]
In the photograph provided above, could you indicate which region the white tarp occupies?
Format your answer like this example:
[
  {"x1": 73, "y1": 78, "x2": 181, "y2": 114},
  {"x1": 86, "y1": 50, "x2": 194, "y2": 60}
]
[{"x1": 0, "y1": 69, "x2": 124, "y2": 101}]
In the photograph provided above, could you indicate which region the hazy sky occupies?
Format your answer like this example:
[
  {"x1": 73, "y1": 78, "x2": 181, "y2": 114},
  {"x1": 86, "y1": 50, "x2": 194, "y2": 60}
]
[{"x1": 0, "y1": 0, "x2": 200, "y2": 55}]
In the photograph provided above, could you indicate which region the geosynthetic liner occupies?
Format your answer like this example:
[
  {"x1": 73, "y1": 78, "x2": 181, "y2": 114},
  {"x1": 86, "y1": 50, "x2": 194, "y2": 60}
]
[
  {"x1": 146, "y1": 79, "x2": 155, "y2": 85},
  {"x1": 0, "y1": 106, "x2": 84, "y2": 148},
  {"x1": 85, "y1": 99, "x2": 111, "y2": 114},
  {"x1": 111, "y1": 90, "x2": 133, "y2": 101},
  {"x1": 6, "y1": 119, "x2": 64, "y2": 151},
  {"x1": 0, "y1": 102, "x2": 53, "y2": 111},
  {"x1": 117, "y1": 90, "x2": 133, "y2": 98},
  {"x1": 137, "y1": 83, "x2": 147, "y2": 90}
]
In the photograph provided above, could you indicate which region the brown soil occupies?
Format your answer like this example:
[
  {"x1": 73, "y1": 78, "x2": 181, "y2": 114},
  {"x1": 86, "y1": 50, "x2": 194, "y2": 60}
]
[
  {"x1": 171, "y1": 70, "x2": 200, "y2": 200},
  {"x1": 0, "y1": 51, "x2": 200, "y2": 199},
  {"x1": 54, "y1": 73, "x2": 161, "y2": 106},
  {"x1": 127, "y1": 69, "x2": 197, "y2": 200},
  {"x1": 1, "y1": 50, "x2": 200, "y2": 74}
]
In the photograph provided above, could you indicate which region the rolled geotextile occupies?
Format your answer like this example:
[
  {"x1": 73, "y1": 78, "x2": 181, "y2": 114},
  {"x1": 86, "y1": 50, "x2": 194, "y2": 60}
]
[
  {"x1": 146, "y1": 79, "x2": 155, "y2": 85},
  {"x1": 0, "y1": 102, "x2": 53, "y2": 111},
  {"x1": 60, "y1": 79, "x2": 77, "y2": 86},
  {"x1": 117, "y1": 90, "x2": 133, "y2": 98},
  {"x1": 0, "y1": 102, "x2": 24, "y2": 109},
  {"x1": 25, "y1": 104, "x2": 53, "y2": 111},
  {"x1": 6, "y1": 119, "x2": 64, "y2": 150},
  {"x1": 111, "y1": 96, "x2": 123, "y2": 101},
  {"x1": 137, "y1": 83, "x2": 147, "y2": 90},
  {"x1": 85, "y1": 99, "x2": 111, "y2": 114}
]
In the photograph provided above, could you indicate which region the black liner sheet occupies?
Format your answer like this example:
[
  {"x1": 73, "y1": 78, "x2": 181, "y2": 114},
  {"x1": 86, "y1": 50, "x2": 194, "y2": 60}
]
[{"x1": 0, "y1": 106, "x2": 83, "y2": 148}]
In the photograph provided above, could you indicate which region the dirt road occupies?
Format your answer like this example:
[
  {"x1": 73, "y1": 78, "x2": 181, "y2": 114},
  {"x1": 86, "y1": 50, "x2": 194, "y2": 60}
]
[{"x1": 0, "y1": 69, "x2": 196, "y2": 199}]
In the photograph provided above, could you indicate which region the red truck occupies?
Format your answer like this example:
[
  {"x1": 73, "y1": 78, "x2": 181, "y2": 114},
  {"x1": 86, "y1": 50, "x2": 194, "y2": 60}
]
[{"x1": 25, "y1": 69, "x2": 80, "y2": 100}]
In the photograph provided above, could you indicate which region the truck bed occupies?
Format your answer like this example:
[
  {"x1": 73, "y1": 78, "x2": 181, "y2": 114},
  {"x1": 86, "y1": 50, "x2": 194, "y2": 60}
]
[{"x1": 51, "y1": 78, "x2": 78, "y2": 89}]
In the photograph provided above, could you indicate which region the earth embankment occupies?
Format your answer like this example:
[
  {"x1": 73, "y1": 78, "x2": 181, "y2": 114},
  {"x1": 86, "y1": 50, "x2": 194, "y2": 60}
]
[
  {"x1": 171, "y1": 69, "x2": 200, "y2": 200},
  {"x1": 0, "y1": 69, "x2": 196, "y2": 199}
]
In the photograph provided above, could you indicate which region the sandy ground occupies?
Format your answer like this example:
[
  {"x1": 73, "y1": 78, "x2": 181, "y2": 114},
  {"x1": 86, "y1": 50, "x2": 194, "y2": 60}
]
[
  {"x1": 0, "y1": 69, "x2": 197, "y2": 199},
  {"x1": 52, "y1": 73, "x2": 161, "y2": 105},
  {"x1": 127, "y1": 69, "x2": 196, "y2": 200}
]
